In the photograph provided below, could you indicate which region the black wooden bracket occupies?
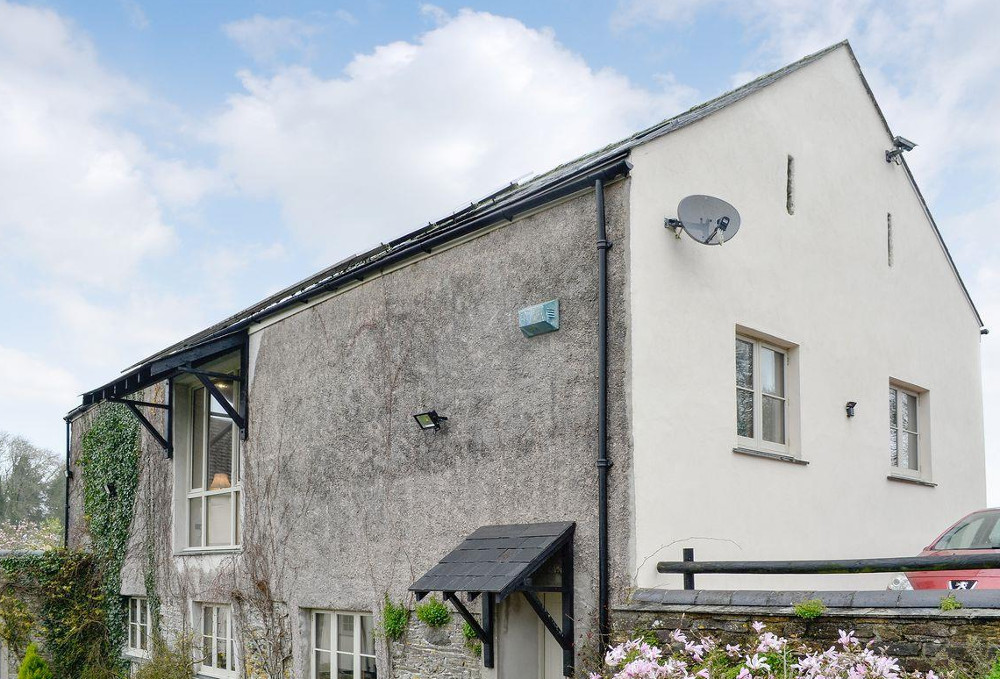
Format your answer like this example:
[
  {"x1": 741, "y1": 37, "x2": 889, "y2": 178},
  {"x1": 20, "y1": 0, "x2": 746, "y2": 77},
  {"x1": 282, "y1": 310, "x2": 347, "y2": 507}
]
[
  {"x1": 109, "y1": 397, "x2": 172, "y2": 458},
  {"x1": 523, "y1": 590, "x2": 572, "y2": 651},
  {"x1": 444, "y1": 592, "x2": 494, "y2": 669},
  {"x1": 186, "y1": 370, "x2": 247, "y2": 432}
]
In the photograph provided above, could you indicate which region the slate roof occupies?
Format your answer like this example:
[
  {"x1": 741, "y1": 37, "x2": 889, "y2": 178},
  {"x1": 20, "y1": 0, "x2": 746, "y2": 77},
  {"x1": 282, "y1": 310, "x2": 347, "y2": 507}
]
[{"x1": 410, "y1": 522, "x2": 574, "y2": 600}]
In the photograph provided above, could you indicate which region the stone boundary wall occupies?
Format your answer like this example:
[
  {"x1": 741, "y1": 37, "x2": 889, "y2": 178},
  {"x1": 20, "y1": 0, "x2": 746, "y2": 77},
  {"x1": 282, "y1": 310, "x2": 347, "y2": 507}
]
[
  {"x1": 389, "y1": 615, "x2": 483, "y2": 679},
  {"x1": 615, "y1": 592, "x2": 1000, "y2": 672}
]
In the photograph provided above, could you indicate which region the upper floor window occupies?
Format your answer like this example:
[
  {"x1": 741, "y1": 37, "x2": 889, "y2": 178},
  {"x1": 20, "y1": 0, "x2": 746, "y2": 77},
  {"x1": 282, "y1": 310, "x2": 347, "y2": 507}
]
[
  {"x1": 174, "y1": 352, "x2": 242, "y2": 551},
  {"x1": 311, "y1": 611, "x2": 376, "y2": 679},
  {"x1": 198, "y1": 603, "x2": 236, "y2": 677},
  {"x1": 736, "y1": 335, "x2": 788, "y2": 451},
  {"x1": 889, "y1": 384, "x2": 920, "y2": 472},
  {"x1": 127, "y1": 597, "x2": 151, "y2": 656}
]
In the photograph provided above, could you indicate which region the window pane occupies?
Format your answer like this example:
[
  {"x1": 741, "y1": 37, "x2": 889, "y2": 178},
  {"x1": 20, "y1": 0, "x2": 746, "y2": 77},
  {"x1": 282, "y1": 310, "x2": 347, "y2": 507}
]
[
  {"x1": 761, "y1": 348, "x2": 784, "y2": 397},
  {"x1": 216, "y1": 609, "x2": 228, "y2": 670},
  {"x1": 906, "y1": 432, "x2": 919, "y2": 470},
  {"x1": 203, "y1": 608, "x2": 213, "y2": 637},
  {"x1": 735, "y1": 339, "x2": 753, "y2": 389},
  {"x1": 903, "y1": 393, "x2": 917, "y2": 431},
  {"x1": 234, "y1": 490, "x2": 241, "y2": 546},
  {"x1": 315, "y1": 613, "x2": 332, "y2": 651},
  {"x1": 130, "y1": 624, "x2": 136, "y2": 649},
  {"x1": 207, "y1": 416, "x2": 234, "y2": 490},
  {"x1": 206, "y1": 494, "x2": 232, "y2": 547},
  {"x1": 762, "y1": 395, "x2": 785, "y2": 444},
  {"x1": 140, "y1": 618, "x2": 148, "y2": 651},
  {"x1": 189, "y1": 498, "x2": 203, "y2": 548},
  {"x1": 130, "y1": 598, "x2": 137, "y2": 624},
  {"x1": 360, "y1": 615, "x2": 374, "y2": 656},
  {"x1": 736, "y1": 389, "x2": 754, "y2": 438},
  {"x1": 316, "y1": 651, "x2": 332, "y2": 679},
  {"x1": 140, "y1": 601, "x2": 147, "y2": 625},
  {"x1": 191, "y1": 388, "x2": 205, "y2": 490},
  {"x1": 338, "y1": 615, "x2": 354, "y2": 654},
  {"x1": 889, "y1": 427, "x2": 899, "y2": 467},
  {"x1": 361, "y1": 656, "x2": 376, "y2": 679},
  {"x1": 210, "y1": 380, "x2": 236, "y2": 412},
  {"x1": 889, "y1": 388, "x2": 897, "y2": 427},
  {"x1": 337, "y1": 653, "x2": 354, "y2": 679},
  {"x1": 899, "y1": 428, "x2": 911, "y2": 469}
]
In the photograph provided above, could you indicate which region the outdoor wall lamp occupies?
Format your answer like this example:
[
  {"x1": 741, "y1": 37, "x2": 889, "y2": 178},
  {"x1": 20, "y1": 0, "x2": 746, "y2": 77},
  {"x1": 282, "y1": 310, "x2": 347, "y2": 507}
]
[
  {"x1": 413, "y1": 410, "x2": 448, "y2": 431},
  {"x1": 845, "y1": 401, "x2": 857, "y2": 418}
]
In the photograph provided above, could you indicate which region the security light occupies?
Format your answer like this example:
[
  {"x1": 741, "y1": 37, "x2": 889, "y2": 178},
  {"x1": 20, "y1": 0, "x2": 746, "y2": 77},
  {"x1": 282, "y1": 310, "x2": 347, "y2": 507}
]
[
  {"x1": 414, "y1": 410, "x2": 448, "y2": 430},
  {"x1": 845, "y1": 401, "x2": 857, "y2": 418}
]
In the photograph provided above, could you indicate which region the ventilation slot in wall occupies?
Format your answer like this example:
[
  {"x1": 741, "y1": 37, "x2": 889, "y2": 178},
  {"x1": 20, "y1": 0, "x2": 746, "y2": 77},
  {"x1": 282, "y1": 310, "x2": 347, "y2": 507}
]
[{"x1": 786, "y1": 155, "x2": 795, "y2": 216}]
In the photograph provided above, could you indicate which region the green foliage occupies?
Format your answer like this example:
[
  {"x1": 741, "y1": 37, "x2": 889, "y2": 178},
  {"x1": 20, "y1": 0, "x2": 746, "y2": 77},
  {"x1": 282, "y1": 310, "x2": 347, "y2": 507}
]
[
  {"x1": 793, "y1": 598, "x2": 826, "y2": 619},
  {"x1": 983, "y1": 653, "x2": 1000, "y2": 679},
  {"x1": 132, "y1": 635, "x2": 197, "y2": 679},
  {"x1": 940, "y1": 593, "x2": 963, "y2": 611},
  {"x1": 79, "y1": 403, "x2": 141, "y2": 676},
  {"x1": 0, "y1": 432, "x2": 64, "y2": 529},
  {"x1": 0, "y1": 591, "x2": 34, "y2": 657},
  {"x1": 381, "y1": 597, "x2": 409, "y2": 641},
  {"x1": 17, "y1": 643, "x2": 53, "y2": 679},
  {"x1": 415, "y1": 596, "x2": 451, "y2": 628},
  {"x1": 461, "y1": 622, "x2": 482, "y2": 656}
]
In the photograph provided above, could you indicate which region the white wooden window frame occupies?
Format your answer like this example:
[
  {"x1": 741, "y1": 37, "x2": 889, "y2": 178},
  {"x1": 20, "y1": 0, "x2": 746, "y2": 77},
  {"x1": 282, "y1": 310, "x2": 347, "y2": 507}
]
[
  {"x1": 889, "y1": 383, "x2": 923, "y2": 477},
  {"x1": 736, "y1": 335, "x2": 790, "y2": 455},
  {"x1": 197, "y1": 603, "x2": 236, "y2": 678},
  {"x1": 126, "y1": 597, "x2": 151, "y2": 658},
  {"x1": 179, "y1": 368, "x2": 242, "y2": 553},
  {"x1": 310, "y1": 611, "x2": 377, "y2": 679}
]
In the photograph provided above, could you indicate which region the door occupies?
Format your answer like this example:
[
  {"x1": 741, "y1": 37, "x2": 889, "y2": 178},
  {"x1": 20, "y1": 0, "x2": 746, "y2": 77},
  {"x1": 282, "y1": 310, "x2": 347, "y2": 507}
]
[{"x1": 538, "y1": 593, "x2": 565, "y2": 679}]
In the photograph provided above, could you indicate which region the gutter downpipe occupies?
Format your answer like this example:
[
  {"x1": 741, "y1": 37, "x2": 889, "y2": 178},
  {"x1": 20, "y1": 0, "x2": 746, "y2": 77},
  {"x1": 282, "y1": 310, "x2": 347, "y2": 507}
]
[
  {"x1": 63, "y1": 417, "x2": 71, "y2": 548},
  {"x1": 595, "y1": 178, "x2": 612, "y2": 650}
]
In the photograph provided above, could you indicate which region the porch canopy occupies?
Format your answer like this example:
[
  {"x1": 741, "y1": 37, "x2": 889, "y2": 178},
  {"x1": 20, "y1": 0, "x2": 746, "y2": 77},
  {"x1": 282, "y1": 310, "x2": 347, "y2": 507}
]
[{"x1": 410, "y1": 521, "x2": 575, "y2": 674}]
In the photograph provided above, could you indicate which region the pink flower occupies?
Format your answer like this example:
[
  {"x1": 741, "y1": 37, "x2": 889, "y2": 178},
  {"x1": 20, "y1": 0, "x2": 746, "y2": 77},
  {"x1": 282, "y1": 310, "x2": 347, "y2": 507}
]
[{"x1": 751, "y1": 621, "x2": 766, "y2": 633}]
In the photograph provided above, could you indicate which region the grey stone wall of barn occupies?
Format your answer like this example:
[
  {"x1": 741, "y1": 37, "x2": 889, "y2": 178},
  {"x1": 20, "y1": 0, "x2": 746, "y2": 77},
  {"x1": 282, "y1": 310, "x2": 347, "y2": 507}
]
[{"x1": 67, "y1": 177, "x2": 635, "y2": 677}]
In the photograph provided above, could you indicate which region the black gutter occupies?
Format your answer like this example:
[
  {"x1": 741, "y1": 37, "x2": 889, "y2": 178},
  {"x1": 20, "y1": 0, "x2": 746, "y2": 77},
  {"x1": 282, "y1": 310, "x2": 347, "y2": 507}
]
[
  {"x1": 658, "y1": 553, "x2": 1000, "y2": 575},
  {"x1": 595, "y1": 178, "x2": 612, "y2": 649},
  {"x1": 189, "y1": 155, "x2": 633, "y2": 348}
]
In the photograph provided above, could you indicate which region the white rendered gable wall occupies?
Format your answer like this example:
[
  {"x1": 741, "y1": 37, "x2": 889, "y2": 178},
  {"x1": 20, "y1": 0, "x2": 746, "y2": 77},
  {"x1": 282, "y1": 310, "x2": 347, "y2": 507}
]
[{"x1": 626, "y1": 46, "x2": 986, "y2": 591}]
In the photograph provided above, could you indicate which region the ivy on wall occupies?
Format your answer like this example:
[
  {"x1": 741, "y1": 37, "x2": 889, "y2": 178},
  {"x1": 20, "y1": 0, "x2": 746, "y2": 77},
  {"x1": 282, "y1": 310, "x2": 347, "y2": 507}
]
[{"x1": 79, "y1": 402, "x2": 142, "y2": 676}]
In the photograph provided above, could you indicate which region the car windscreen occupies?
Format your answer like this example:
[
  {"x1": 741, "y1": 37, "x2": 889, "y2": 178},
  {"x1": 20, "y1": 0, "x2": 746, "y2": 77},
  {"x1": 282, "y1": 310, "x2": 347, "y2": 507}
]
[{"x1": 933, "y1": 510, "x2": 1000, "y2": 550}]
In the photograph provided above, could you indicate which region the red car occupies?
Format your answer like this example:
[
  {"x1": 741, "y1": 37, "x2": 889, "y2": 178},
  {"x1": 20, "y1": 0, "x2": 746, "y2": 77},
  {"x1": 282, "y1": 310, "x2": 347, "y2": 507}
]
[{"x1": 892, "y1": 508, "x2": 1000, "y2": 590}]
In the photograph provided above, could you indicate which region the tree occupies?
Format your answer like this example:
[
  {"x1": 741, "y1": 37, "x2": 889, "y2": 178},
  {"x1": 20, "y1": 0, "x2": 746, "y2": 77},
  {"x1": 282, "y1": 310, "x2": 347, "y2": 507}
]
[
  {"x1": 0, "y1": 432, "x2": 64, "y2": 547},
  {"x1": 17, "y1": 643, "x2": 53, "y2": 679}
]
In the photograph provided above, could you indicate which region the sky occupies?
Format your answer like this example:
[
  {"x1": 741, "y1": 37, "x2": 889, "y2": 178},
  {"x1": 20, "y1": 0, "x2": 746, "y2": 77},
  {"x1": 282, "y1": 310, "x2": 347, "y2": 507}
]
[{"x1": 0, "y1": 1, "x2": 996, "y2": 500}]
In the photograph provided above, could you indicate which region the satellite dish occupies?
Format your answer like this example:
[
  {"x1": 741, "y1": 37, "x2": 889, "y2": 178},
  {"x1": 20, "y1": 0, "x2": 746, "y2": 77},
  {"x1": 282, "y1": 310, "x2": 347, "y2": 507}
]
[{"x1": 668, "y1": 195, "x2": 742, "y2": 245}]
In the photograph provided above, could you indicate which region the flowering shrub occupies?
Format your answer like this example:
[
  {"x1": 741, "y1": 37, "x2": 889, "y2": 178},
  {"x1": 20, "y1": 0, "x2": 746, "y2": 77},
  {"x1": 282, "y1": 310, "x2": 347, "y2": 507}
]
[
  {"x1": 591, "y1": 622, "x2": 941, "y2": 679},
  {"x1": 0, "y1": 520, "x2": 60, "y2": 551}
]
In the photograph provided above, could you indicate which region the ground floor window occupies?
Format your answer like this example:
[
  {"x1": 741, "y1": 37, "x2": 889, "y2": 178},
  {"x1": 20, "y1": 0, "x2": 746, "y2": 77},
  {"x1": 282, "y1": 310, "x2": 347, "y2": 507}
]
[
  {"x1": 198, "y1": 603, "x2": 236, "y2": 677},
  {"x1": 311, "y1": 611, "x2": 376, "y2": 679},
  {"x1": 127, "y1": 597, "x2": 151, "y2": 656}
]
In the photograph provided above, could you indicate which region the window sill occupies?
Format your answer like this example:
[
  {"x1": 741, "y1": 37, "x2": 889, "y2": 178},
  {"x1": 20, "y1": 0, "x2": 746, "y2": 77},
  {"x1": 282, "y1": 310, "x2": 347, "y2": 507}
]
[
  {"x1": 887, "y1": 473, "x2": 936, "y2": 488},
  {"x1": 175, "y1": 547, "x2": 242, "y2": 557},
  {"x1": 733, "y1": 447, "x2": 808, "y2": 465}
]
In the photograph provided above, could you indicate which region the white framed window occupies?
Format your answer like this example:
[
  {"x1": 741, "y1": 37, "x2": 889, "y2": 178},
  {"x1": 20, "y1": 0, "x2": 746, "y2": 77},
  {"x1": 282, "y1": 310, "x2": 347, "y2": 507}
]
[
  {"x1": 889, "y1": 384, "x2": 920, "y2": 472},
  {"x1": 311, "y1": 611, "x2": 376, "y2": 679},
  {"x1": 736, "y1": 335, "x2": 789, "y2": 452},
  {"x1": 127, "y1": 597, "x2": 151, "y2": 657},
  {"x1": 174, "y1": 352, "x2": 243, "y2": 552},
  {"x1": 198, "y1": 603, "x2": 236, "y2": 677}
]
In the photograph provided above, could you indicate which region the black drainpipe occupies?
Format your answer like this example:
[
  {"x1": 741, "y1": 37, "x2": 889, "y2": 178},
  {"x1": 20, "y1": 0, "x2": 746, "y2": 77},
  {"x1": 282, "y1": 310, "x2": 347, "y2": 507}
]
[
  {"x1": 595, "y1": 178, "x2": 612, "y2": 649},
  {"x1": 63, "y1": 417, "x2": 71, "y2": 548}
]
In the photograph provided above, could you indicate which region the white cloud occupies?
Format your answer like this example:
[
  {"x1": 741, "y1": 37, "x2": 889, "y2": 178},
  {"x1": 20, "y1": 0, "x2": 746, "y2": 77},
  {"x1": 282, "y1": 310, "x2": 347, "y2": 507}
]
[
  {"x1": 120, "y1": 0, "x2": 148, "y2": 30},
  {"x1": 209, "y1": 9, "x2": 697, "y2": 262},
  {"x1": 223, "y1": 15, "x2": 322, "y2": 65},
  {"x1": 0, "y1": 345, "x2": 81, "y2": 452},
  {"x1": 0, "y1": 0, "x2": 193, "y2": 287}
]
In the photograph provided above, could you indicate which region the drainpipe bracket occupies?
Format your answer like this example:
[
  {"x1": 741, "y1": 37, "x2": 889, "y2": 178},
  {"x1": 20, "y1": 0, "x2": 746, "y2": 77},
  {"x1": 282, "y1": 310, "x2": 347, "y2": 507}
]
[
  {"x1": 597, "y1": 239, "x2": 613, "y2": 251},
  {"x1": 596, "y1": 459, "x2": 613, "y2": 469}
]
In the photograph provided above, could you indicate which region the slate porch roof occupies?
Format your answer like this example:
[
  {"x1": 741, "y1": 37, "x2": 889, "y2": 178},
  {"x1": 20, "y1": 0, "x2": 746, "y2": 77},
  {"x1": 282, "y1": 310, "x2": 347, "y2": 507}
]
[{"x1": 410, "y1": 521, "x2": 574, "y2": 601}]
